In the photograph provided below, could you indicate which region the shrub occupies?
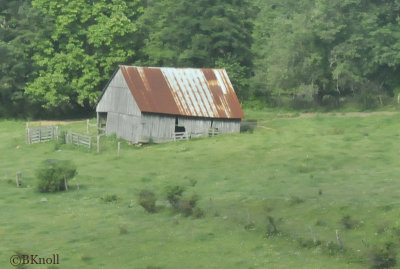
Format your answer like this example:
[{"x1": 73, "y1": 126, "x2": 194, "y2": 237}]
[
  {"x1": 322, "y1": 241, "x2": 344, "y2": 256},
  {"x1": 177, "y1": 194, "x2": 198, "y2": 216},
  {"x1": 165, "y1": 185, "x2": 185, "y2": 207},
  {"x1": 119, "y1": 226, "x2": 128, "y2": 235},
  {"x1": 266, "y1": 216, "x2": 278, "y2": 237},
  {"x1": 192, "y1": 207, "x2": 205, "y2": 218},
  {"x1": 297, "y1": 163, "x2": 312, "y2": 173},
  {"x1": 297, "y1": 238, "x2": 321, "y2": 248},
  {"x1": 340, "y1": 215, "x2": 359, "y2": 230},
  {"x1": 244, "y1": 221, "x2": 255, "y2": 230},
  {"x1": 165, "y1": 185, "x2": 203, "y2": 217},
  {"x1": 289, "y1": 196, "x2": 305, "y2": 206},
  {"x1": 138, "y1": 190, "x2": 157, "y2": 213},
  {"x1": 188, "y1": 178, "x2": 197, "y2": 187},
  {"x1": 101, "y1": 194, "x2": 119, "y2": 203},
  {"x1": 240, "y1": 121, "x2": 257, "y2": 133},
  {"x1": 367, "y1": 243, "x2": 397, "y2": 269},
  {"x1": 35, "y1": 159, "x2": 77, "y2": 193}
]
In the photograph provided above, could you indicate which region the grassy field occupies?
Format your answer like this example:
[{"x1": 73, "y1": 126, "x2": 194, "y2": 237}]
[{"x1": 1, "y1": 110, "x2": 400, "y2": 268}]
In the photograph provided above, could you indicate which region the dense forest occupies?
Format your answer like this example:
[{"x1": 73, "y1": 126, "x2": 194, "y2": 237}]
[{"x1": 1, "y1": 0, "x2": 400, "y2": 117}]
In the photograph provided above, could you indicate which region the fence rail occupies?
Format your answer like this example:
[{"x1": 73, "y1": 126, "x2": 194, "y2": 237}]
[
  {"x1": 208, "y1": 128, "x2": 219, "y2": 137},
  {"x1": 26, "y1": 126, "x2": 58, "y2": 144},
  {"x1": 174, "y1": 132, "x2": 189, "y2": 141},
  {"x1": 66, "y1": 131, "x2": 91, "y2": 149}
]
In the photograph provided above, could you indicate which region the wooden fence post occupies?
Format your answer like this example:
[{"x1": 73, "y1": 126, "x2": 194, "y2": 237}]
[
  {"x1": 309, "y1": 226, "x2": 317, "y2": 244},
  {"x1": 336, "y1": 230, "x2": 343, "y2": 248},
  {"x1": 97, "y1": 136, "x2": 100, "y2": 153},
  {"x1": 86, "y1": 119, "x2": 89, "y2": 134},
  {"x1": 26, "y1": 128, "x2": 30, "y2": 144},
  {"x1": 117, "y1": 142, "x2": 121, "y2": 157},
  {"x1": 16, "y1": 171, "x2": 22, "y2": 187},
  {"x1": 64, "y1": 175, "x2": 68, "y2": 191}
]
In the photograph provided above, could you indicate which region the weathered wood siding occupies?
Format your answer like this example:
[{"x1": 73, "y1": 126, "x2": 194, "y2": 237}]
[
  {"x1": 106, "y1": 112, "x2": 142, "y2": 143},
  {"x1": 97, "y1": 69, "x2": 141, "y2": 116},
  {"x1": 212, "y1": 119, "x2": 241, "y2": 133},
  {"x1": 138, "y1": 114, "x2": 240, "y2": 143},
  {"x1": 177, "y1": 116, "x2": 211, "y2": 135},
  {"x1": 140, "y1": 113, "x2": 175, "y2": 143}
]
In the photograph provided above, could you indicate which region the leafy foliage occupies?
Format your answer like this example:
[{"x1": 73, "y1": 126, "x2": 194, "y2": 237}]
[
  {"x1": 25, "y1": 0, "x2": 144, "y2": 110},
  {"x1": 165, "y1": 185, "x2": 201, "y2": 217},
  {"x1": 138, "y1": 189, "x2": 157, "y2": 213},
  {"x1": 136, "y1": 0, "x2": 254, "y2": 100},
  {"x1": 367, "y1": 243, "x2": 397, "y2": 269},
  {"x1": 35, "y1": 159, "x2": 77, "y2": 192},
  {"x1": 0, "y1": 0, "x2": 52, "y2": 117},
  {"x1": 2, "y1": 0, "x2": 400, "y2": 115},
  {"x1": 251, "y1": 0, "x2": 400, "y2": 108},
  {"x1": 165, "y1": 185, "x2": 185, "y2": 208}
]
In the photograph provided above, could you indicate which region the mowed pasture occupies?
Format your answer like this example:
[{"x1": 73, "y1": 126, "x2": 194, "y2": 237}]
[{"x1": 1, "y1": 110, "x2": 400, "y2": 269}]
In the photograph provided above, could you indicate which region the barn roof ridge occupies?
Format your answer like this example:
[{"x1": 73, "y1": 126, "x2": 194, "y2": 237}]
[{"x1": 118, "y1": 65, "x2": 228, "y2": 71}]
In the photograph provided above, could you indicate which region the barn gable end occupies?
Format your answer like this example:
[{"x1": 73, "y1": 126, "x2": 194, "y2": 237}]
[
  {"x1": 97, "y1": 69, "x2": 142, "y2": 142},
  {"x1": 97, "y1": 69, "x2": 141, "y2": 116}
]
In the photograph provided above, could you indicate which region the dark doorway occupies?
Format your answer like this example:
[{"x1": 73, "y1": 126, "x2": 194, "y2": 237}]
[
  {"x1": 175, "y1": 125, "x2": 185, "y2": 132},
  {"x1": 98, "y1": 112, "x2": 107, "y2": 129}
]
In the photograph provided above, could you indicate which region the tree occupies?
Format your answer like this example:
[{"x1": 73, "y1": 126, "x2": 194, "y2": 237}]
[
  {"x1": 0, "y1": 0, "x2": 51, "y2": 117},
  {"x1": 25, "y1": 0, "x2": 144, "y2": 111},
  {"x1": 251, "y1": 0, "x2": 400, "y2": 108},
  {"x1": 137, "y1": 0, "x2": 254, "y2": 100}
]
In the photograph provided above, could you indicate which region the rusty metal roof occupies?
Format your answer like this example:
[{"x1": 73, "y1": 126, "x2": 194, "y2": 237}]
[{"x1": 119, "y1": 66, "x2": 244, "y2": 119}]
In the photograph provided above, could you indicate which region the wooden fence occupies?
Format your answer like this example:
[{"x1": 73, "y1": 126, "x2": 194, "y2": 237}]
[
  {"x1": 174, "y1": 129, "x2": 218, "y2": 141},
  {"x1": 66, "y1": 131, "x2": 91, "y2": 149},
  {"x1": 208, "y1": 128, "x2": 219, "y2": 137},
  {"x1": 26, "y1": 126, "x2": 58, "y2": 144}
]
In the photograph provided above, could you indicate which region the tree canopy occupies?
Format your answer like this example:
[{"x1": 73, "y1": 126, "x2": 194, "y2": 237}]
[{"x1": 1, "y1": 0, "x2": 400, "y2": 117}]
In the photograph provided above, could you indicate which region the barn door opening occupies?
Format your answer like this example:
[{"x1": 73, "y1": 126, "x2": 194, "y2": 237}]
[
  {"x1": 98, "y1": 112, "x2": 107, "y2": 131},
  {"x1": 175, "y1": 117, "x2": 185, "y2": 131},
  {"x1": 174, "y1": 116, "x2": 187, "y2": 140},
  {"x1": 175, "y1": 125, "x2": 185, "y2": 132}
]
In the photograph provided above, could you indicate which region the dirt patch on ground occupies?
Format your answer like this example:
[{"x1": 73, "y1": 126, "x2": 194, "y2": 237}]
[
  {"x1": 26, "y1": 120, "x2": 86, "y2": 126},
  {"x1": 277, "y1": 111, "x2": 398, "y2": 119}
]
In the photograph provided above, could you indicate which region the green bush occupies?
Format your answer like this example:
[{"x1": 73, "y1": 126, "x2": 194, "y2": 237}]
[
  {"x1": 101, "y1": 194, "x2": 119, "y2": 203},
  {"x1": 165, "y1": 185, "x2": 185, "y2": 207},
  {"x1": 289, "y1": 196, "x2": 305, "y2": 206},
  {"x1": 192, "y1": 207, "x2": 205, "y2": 218},
  {"x1": 165, "y1": 185, "x2": 203, "y2": 217},
  {"x1": 320, "y1": 241, "x2": 344, "y2": 256},
  {"x1": 266, "y1": 216, "x2": 278, "y2": 237},
  {"x1": 367, "y1": 243, "x2": 397, "y2": 269},
  {"x1": 177, "y1": 194, "x2": 198, "y2": 216},
  {"x1": 340, "y1": 215, "x2": 359, "y2": 230},
  {"x1": 297, "y1": 238, "x2": 321, "y2": 248},
  {"x1": 240, "y1": 121, "x2": 257, "y2": 133},
  {"x1": 138, "y1": 190, "x2": 157, "y2": 213},
  {"x1": 35, "y1": 159, "x2": 77, "y2": 193}
]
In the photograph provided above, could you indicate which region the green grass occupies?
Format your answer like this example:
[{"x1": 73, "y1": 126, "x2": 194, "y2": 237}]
[{"x1": 1, "y1": 112, "x2": 400, "y2": 268}]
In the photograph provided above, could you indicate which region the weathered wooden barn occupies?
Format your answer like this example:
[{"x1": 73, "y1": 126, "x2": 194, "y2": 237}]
[{"x1": 96, "y1": 66, "x2": 244, "y2": 143}]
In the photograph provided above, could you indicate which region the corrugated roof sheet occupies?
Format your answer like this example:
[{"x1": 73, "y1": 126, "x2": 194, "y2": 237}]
[{"x1": 119, "y1": 66, "x2": 244, "y2": 119}]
